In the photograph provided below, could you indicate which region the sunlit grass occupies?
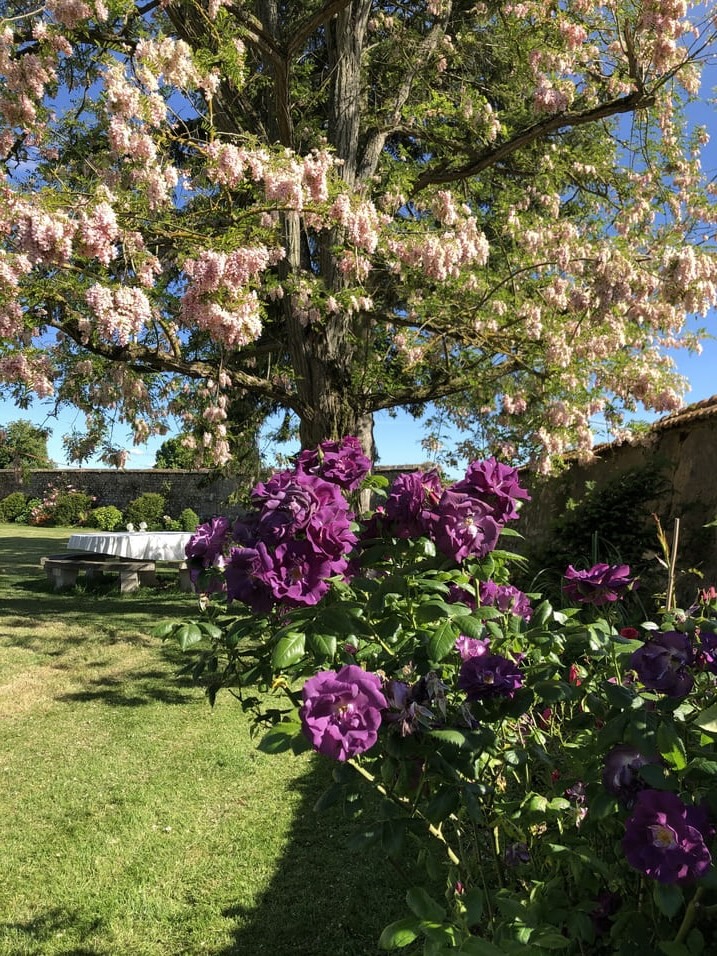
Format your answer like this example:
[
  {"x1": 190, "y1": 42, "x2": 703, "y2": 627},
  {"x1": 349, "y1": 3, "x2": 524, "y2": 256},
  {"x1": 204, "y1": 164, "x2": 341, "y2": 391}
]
[{"x1": 0, "y1": 525, "x2": 411, "y2": 955}]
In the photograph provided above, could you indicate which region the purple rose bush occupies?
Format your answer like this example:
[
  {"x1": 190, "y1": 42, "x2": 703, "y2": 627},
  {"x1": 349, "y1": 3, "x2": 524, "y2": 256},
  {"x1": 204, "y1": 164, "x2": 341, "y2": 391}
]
[{"x1": 162, "y1": 438, "x2": 717, "y2": 952}]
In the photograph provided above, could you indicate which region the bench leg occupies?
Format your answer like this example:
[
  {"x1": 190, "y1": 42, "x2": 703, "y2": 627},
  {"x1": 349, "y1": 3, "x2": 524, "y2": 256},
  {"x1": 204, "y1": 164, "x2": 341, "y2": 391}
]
[
  {"x1": 50, "y1": 567, "x2": 79, "y2": 590},
  {"x1": 118, "y1": 570, "x2": 140, "y2": 593},
  {"x1": 178, "y1": 566, "x2": 193, "y2": 593},
  {"x1": 138, "y1": 569, "x2": 158, "y2": 588}
]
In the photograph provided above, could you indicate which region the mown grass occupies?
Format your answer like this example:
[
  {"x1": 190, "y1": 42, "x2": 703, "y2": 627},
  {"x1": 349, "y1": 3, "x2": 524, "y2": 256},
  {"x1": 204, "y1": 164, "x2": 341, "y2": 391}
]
[{"x1": 0, "y1": 525, "x2": 413, "y2": 955}]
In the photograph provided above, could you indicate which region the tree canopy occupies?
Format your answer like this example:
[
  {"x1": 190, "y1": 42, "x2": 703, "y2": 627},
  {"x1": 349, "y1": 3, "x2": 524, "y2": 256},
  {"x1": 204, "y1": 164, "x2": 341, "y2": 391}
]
[
  {"x1": 1, "y1": 0, "x2": 716, "y2": 471},
  {"x1": 0, "y1": 418, "x2": 53, "y2": 468}
]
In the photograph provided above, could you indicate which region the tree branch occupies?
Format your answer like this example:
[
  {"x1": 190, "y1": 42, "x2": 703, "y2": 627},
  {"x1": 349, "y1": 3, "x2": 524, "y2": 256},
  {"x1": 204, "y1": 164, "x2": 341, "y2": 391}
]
[{"x1": 412, "y1": 90, "x2": 655, "y2": 193}]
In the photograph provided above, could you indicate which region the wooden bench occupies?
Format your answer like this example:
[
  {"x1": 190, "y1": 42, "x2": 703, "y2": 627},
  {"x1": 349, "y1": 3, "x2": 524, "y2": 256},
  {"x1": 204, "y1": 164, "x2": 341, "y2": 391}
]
[{"x1": 41, "y1": 554, "x2": 157, "y2": 593}]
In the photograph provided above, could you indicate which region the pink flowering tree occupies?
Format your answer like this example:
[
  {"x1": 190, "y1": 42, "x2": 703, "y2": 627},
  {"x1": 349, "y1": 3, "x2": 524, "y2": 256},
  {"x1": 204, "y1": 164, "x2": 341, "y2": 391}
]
[{"x1": 1, "y1": 1, "x2": 717, "y2": 469}]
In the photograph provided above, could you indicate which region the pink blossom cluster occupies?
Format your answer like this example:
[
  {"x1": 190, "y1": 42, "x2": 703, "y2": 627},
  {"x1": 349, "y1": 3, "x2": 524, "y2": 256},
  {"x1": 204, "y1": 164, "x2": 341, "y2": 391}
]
[
  {"x1": 77, "y1": 202, "x2": 119, "y2": 265},
  {"x1": 389, "y1": 219, "x2": 490, "y2": 281},
  {"x1": 16, "y1": 209, "x2": 75, "y2": 264},
  {"x1": 330, "y1": 194, "x2": 382, "y2": 254},
  {"x1": 0, "y1": 352, "x2": 54, "y2": 397},
  {"x1": 205, "y1": 143, "x2": 270, "y2": 189},
  {"x1": 46, "y1": 0, "x2": 108, "y2": 28},
  {"x1": 85, "y1": 283, "x2": 153, "y2": 346}
]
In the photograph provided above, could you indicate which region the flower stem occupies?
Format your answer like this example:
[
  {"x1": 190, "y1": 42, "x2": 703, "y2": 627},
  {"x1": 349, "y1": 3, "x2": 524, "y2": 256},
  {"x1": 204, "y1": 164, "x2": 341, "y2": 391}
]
[{"x1": 673, "y1": 887, "x2": 703, "y2": 944}]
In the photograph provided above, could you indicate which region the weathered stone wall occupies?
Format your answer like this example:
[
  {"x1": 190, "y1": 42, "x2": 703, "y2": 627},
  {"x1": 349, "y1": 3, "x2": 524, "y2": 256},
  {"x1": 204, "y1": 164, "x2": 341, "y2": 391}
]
[
  {"x1": 519, "y1": 397, "x2": 717, "y2": 591},
  {"x1": 0, "y1": 469, "x2": 241, "y2": 521},
  {"x1": 0, "y1": 463, "x2": 415, "y2": 522}
]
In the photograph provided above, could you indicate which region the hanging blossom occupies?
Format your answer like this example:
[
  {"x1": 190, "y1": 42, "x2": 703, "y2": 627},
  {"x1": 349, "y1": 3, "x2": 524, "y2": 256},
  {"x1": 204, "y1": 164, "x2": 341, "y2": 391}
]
[
  {"x1": 76, "y1": 201, "x2": 119, "y2": 265},
  {"x1": 85, "y1": 283, "x2": 153, "y2": 346},
  {"x1": 0, "y1": 352, "x2": 54, "y2": 396}
]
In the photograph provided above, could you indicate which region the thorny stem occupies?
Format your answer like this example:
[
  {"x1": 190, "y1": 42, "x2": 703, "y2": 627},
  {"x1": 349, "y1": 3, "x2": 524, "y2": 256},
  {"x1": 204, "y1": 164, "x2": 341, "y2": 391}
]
[{"x1": 348, "y1": 759, "x2": 461, "y2": 866}]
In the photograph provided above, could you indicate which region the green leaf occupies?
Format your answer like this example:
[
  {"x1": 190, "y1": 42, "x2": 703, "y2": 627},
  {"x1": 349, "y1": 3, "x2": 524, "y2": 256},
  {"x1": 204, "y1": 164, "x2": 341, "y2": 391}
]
[
  {"x1": 457, "y1": 615, "x2": 486, "y2": 639},
  {"x1": 152, "y1": 621, "x2": 177, "y2": 639},
  {"x1": 307, "y1": 632, "x2": 337, "y2": 660},
  {"x1": 198, "y1": 622, "x2": 223, "y2": 640},
  {"x1": 462, "y1": 887, "x2": 484, "y2": 928},
  {"x1": 175, "y1": 622, "x2": 203, "y2": 650},
  {"x1": 424, "y1": 787, "x2": 460, "y2": 825},
  {"x1": 378, "y1": 917, "x2": 422, "y2": 950},
  {"x1": 406, "y1": 887, "x2": 446, "y2": 922},
  {"x1": 533, "y1": 680, "x2": 575, "y2": 703},
  {"x1": 653, "y1": 882, "x2": 684, "y2": 919},
  {"x1": 657, "y1": 722, "x2": 688, "y2": 771},
  {"x1": 530, "y1": 932, "x2": 572, "y2": 949},
  {"x1": 460, "y1": 939, "x2": 504, "y2": 956},
  {"x1": 271, "y1": 631, "x2": 306, "y2": 669},
  {"x1": 428, "y1": 619, "x2": 458, "y2": 661},
  {"x1": 257, "y1": 722, "x2": 303, "y2": 755},
  {"x1": 694, "y1": 704, "x2": 717, "y2": 736}
]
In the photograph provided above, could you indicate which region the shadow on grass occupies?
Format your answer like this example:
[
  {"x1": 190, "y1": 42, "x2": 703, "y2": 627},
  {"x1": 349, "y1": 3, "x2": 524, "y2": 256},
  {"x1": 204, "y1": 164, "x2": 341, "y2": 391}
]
[
  {"x1": 217, "y1": 761, "x2": 421, "y2": 956},
  {"x1": 55, "y1": 667, "x2": 197, "y2": 707},
  {"x1": 0, "y1": 907, "x2": 107, "y2": 956}
]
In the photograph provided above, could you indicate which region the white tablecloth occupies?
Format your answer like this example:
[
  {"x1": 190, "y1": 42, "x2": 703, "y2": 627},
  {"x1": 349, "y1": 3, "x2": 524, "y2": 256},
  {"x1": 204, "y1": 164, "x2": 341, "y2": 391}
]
[{"x1": 67, "y1": 531, "x2": 193, "y2": 562}]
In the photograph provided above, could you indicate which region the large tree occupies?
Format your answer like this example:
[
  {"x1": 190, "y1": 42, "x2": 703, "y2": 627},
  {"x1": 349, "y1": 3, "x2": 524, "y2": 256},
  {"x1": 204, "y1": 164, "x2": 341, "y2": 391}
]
[{"x1": 1, "y1": 0, "x2": 716, "y2": 471}]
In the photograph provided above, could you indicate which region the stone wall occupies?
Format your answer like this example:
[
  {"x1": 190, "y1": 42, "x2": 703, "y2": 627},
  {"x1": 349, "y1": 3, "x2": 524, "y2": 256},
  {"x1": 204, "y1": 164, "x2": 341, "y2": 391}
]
[
  {"x1": 519, "y1": 396, "x2": 717, "y2": 592},
  {"x1": 0, "y1": 463, "x2": 416, "y2": 522},
  {"x1": 0, "y1": 469, "x2": 241, "y2": 521}
]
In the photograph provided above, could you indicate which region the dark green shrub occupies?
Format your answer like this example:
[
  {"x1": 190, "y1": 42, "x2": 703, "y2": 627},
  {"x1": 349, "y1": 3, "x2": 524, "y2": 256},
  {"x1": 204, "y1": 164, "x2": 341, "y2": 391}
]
[
  {"x1": 125, "y1": 493, "x2": 167, "y2": 531},
  {"x1": 52, "y1": 490, "x2": 94, "y2": 527},
  {"x1": 0, "y1": 491, "x2": 27, "y2": 523},
  {"x1": 17, "y1": 497, "x2": 41, "y2": 524},
  {"x1": 90, "y1": 505, "x2": 123, "y2": 531},
  {"x1": 179, "y1": 508, "x2": 199, "y2": 532}
]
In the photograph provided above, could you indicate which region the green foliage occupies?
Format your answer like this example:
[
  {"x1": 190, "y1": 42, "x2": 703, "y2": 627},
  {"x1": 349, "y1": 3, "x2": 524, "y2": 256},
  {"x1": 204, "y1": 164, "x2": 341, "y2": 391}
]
[
  {"x1": 164, "y1": 456, "x2": 717, "y2": 954},
  {"x1": 125, "y1": 493, "x2": 167, "y2": 531},
  {"x1": 52, "y1": 490, "x2": 94, "y2": 527},
  {"x1": 526, "y1": 466, "x2": 669, "y2": 608},
  {"x1": 29, "y1": 484, "x2": 94, "y2": 527},
  {"x1": 153, "y1": 436, "x2": 197, "y2": 470},
  {"x1": 179, "y1": 507, "x2": 199, "y2": 532},
  {"x1": 0, "y1": 491, "x2": 27, "y2": 523},
  {"x1": 0, "y1": 420, "x2": 53, "y2": 470},
  {"x1": 89, "y1": 505, "x2": 124, "y2": 531}
]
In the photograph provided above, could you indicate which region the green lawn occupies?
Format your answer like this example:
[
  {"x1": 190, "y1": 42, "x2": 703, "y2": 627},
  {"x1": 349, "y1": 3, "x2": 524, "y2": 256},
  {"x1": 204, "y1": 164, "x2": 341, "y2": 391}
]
[{"x1": 0, "y1": 526, "x2": 412, "y2": 955}]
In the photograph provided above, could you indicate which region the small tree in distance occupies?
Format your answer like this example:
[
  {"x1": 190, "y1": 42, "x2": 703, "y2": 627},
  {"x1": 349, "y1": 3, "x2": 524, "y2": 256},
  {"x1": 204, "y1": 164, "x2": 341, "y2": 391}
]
[
  {"x1": 0, "y1": 420, "x2": 53, "y2": 470},
  {"x1": 1, "y1": 1, "x2": 716, "y2": 472}
]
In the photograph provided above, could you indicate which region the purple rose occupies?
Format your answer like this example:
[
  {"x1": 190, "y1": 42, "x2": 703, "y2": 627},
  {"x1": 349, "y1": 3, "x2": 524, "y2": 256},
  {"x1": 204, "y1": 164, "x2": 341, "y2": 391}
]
[
  {"x1": 383, "y1": 469, "x2": 443, "y2": 538},
  {"x1": 563, "y1": 563, "x2": 636, "y2": 605},
  {"x1": 294, "y1": 436, "x2": 371, "y2": 492},
  {"x1": 185, "y1": 515, "x2": 231, "y2": 565},
  {"x1": 300, "y1": 665, "x2": 387, "y2": 761},
  {"x1": 623, "y1": 789, "x2": 712, "y2": 884},
  {"x1": 504, "y1": 842, "x2": 530, "y2": 866},
  {"x1": 224, "y1": 545, "x2": 274, "y2": 614},
  {"x1": 432, "y1": 490, "x2": 501, "y2": 563},
  {"x1": 480, "y1": 580, "x2": 533, "y2": 621},
  {"x1": 697, "y1": 630, "x2": 717, "y2": 674},
  {"x1": 459, "y1": 652, "x2": 523, "y2": 701},
  {"x1": 452, "y1": 458, "x2": 530, "y2": 523},
  {"x1": 629, "y1": 631, "x2": 695, "y2": 697},
  {"x1": 259, "y1": 539, "x2": 334, "y2": 607},
  {"x1": 602, "y1": 744, "x2": 659, "y2": 806},
  {"x1": 455, "y1": 635, "x2": 490, "y2": 660}
]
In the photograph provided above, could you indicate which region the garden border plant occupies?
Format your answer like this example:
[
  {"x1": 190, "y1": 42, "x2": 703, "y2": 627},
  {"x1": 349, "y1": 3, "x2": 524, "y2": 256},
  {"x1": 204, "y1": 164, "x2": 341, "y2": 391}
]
[{"x1": 161, "y1": 437, "x2": 717, "y2": 955}]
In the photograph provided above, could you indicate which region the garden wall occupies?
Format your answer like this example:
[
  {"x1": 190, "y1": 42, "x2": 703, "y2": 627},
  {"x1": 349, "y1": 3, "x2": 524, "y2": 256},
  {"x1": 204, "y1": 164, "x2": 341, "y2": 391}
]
[
  {"x1": 519, "y1": 395, "x2": 717, "y2": 592},
  {"x1": 0, "y1": 463, "x2": 413, "y2": 522}
]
